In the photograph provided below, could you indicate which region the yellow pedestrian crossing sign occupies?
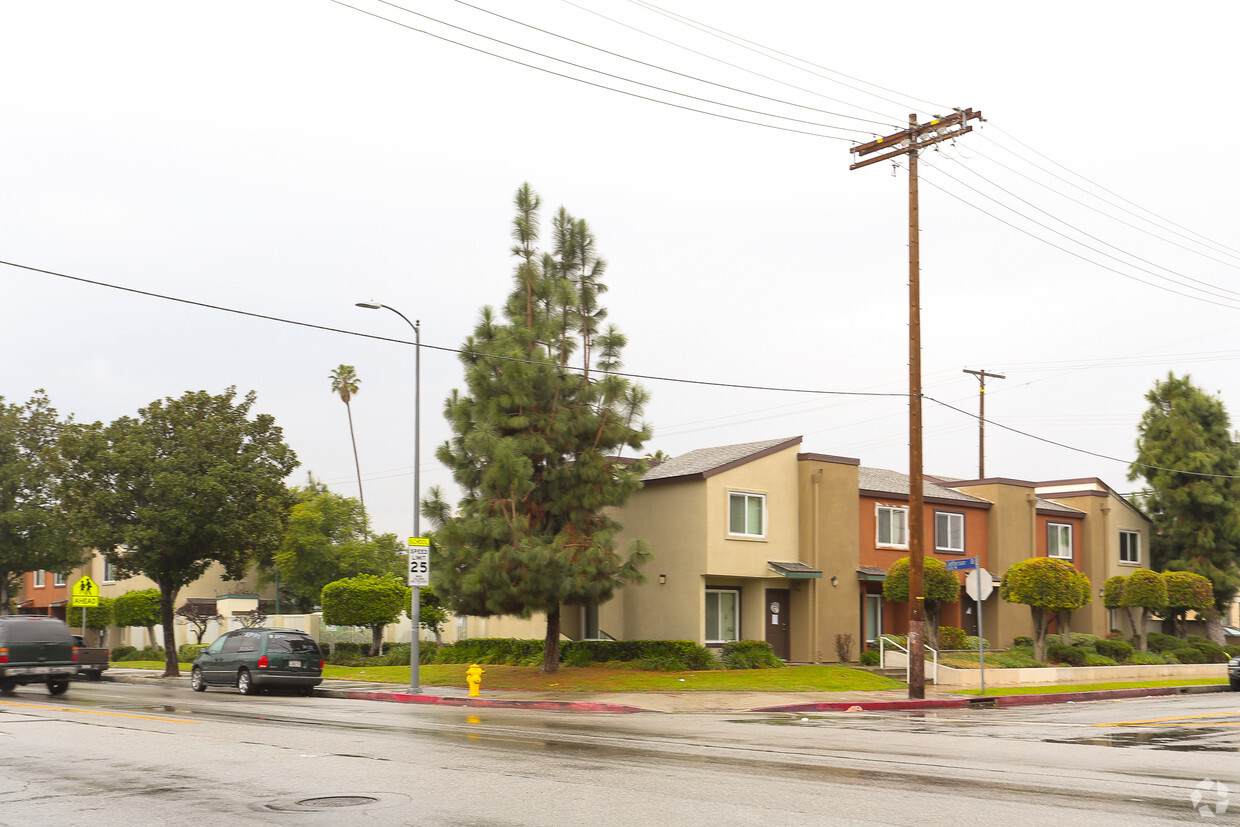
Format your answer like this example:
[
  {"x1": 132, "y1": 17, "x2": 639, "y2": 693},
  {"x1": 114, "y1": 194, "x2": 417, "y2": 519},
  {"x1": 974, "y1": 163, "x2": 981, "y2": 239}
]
[{"x1": 70, "y1": 576, "x2": 99, "y2": 607}]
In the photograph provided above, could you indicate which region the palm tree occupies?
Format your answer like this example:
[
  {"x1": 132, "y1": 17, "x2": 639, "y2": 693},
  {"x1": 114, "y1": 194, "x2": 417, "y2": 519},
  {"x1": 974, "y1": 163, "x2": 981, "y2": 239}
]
[{"x1": 329, "y1": 365, "x2": 365, "y2": 519}]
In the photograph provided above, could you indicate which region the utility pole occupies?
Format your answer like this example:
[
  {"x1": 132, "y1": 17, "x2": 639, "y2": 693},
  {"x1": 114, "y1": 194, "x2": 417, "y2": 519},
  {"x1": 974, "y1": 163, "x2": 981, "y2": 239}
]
[
  {"x1": 963, "y1": 368, "x2": 1005, "y2": 478},
  {"x1": 851, "y1": 108, "x2": 982, "y2": 700}
]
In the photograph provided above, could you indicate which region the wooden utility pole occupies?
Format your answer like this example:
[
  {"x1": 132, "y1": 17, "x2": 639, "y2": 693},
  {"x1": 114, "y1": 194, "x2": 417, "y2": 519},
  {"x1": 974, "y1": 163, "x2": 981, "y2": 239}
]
[
  {"x1": 963, "y1": 368, "x2": 1005, "y2": 478},
  {"x1": 851, "y1": 108, "x2": 982, "y2": 700}
]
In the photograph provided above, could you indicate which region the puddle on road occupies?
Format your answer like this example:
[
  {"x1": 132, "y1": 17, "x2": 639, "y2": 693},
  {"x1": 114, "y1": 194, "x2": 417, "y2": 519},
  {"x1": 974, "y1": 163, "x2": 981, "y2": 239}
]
[{"x1": 1048, "y1": 727, "x2": 1239, "y2": 751}]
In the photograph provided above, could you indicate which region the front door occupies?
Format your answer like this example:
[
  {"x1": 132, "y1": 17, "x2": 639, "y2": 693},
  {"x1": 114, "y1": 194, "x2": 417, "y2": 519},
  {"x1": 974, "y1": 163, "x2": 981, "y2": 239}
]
[{"x1": 765, "y1": 588, "x2": 790, "y2": 661}]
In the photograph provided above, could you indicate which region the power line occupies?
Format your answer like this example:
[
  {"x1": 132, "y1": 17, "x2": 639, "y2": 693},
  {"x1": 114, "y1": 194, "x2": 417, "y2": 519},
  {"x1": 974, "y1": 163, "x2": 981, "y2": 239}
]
[
  {"x1": 8, "y1": 255, "x2": 1239, "y2": 480},
  {"x1": 442, "y1": 0, "x2": 897, "y2": 130},
  {"x1": 330, "y1": 0, "x2": 860, "y2": 140}
]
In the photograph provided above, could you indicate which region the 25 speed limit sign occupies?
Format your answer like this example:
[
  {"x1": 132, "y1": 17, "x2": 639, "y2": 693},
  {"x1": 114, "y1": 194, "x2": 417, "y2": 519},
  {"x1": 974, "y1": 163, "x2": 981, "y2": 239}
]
[{"x1": 407, "y1": 537, "x2": 430, "y2": 587}]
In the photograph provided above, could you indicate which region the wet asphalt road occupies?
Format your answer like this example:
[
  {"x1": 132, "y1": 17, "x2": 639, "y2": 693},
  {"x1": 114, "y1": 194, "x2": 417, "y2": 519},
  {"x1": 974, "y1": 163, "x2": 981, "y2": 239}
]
[{"x1": 1, "y1": 679, "x2": 1237, "y2": 825}]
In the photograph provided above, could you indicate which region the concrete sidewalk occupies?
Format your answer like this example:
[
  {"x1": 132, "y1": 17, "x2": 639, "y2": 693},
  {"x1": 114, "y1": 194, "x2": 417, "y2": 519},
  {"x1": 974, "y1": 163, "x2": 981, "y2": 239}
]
[{"x1": 104, "y1": 668, "x2": 1232, "y2": 714}]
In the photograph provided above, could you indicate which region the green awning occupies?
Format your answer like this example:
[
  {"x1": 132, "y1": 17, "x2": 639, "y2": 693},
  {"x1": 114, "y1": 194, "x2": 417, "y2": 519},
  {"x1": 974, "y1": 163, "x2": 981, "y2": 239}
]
[{"x1": 768, "y1": 561, "x2": 823, "y2": 579}]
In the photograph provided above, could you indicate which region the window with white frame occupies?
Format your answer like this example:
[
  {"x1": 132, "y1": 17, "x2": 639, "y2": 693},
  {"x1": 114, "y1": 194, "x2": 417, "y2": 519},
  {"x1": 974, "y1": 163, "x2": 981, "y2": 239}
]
[
  {"x1": 876, "y1": 505, "x2": 908, "y2": 547},
  {"x1": 705, "y1": 588, "x2": 739, "y2": 643},
  {"x1": 53, "y1": 572, "x2": 67, "y2": 587},
  {"x1": 1048, "y1": 522, "x2": 1073, "y2": 559},
  {"x1": 1119, "y1": 530, "x2": 1140, "y2": 564},
  {"x1": 102, "y1": 559, "x2": 117, "y2": 583},
  {"x1": 728, "y1": 492, "x2": 766, "y2": 538},
  {"x1": 935, "y1": 511, "x2": 965, "y2": 553},
  {"x1": 33, "y1": 570, "x2": 45, "y2": 588}
]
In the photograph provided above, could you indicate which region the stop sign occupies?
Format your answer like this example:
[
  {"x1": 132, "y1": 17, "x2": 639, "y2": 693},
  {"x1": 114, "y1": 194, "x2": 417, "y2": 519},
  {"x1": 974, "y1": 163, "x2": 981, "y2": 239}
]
[{"x1": 965, "y1": 567, "x2": 994, "y2": 601}]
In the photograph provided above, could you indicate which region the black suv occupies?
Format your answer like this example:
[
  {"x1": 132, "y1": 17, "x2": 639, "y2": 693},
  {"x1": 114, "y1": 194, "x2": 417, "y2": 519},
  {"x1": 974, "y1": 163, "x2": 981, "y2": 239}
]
[
  {"x1": 191, "y1": 628, "x2": 324, "y2": 696},
  {"x1": 0, "y1": 615, "x2": 79, "y2": 696}
]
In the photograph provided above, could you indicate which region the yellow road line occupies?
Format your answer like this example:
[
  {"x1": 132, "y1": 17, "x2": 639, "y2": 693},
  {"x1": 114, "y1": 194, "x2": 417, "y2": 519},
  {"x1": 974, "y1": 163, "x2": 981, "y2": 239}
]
[
  {"x1": 1097, "y1": 710, "x2": 1240, "y2": 727},
  {"x1": 0, "y1": 700, "x2": 201, "y2": 725}
]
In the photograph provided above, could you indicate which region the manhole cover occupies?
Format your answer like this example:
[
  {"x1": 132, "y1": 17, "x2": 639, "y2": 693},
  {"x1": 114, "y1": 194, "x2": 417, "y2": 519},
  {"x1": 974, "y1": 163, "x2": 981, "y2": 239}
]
[{"x1": 296, "y1": 796, "x2": 379, "y2": 808}]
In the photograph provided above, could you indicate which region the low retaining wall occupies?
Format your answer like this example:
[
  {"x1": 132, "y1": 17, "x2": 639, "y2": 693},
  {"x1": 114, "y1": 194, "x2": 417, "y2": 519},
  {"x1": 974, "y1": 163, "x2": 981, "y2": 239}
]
[{"x1": 930, "y1": 661, "x2": 1225, "y2": 687}]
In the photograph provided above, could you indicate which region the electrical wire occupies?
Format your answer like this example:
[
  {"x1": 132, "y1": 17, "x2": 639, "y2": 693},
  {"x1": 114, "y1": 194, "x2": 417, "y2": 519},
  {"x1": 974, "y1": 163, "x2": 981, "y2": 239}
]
[
  {"x1": 329, "y1": 0, "x2": 861, "y2": 140},
  {"x1": 7, "y1": 255, "x2": 1239, "y2": 480},
  {"x1": 441, "y1": 0, "x2": 898, "y2": 130}
]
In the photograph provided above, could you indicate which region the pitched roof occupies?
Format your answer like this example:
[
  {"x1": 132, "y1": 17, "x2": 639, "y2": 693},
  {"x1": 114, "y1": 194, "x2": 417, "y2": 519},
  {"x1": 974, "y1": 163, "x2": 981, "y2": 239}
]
[
  {"x1": 859, "y1": 467, "x2": 991, "y2": 504},
  {"x1": 643, "y1": 437, "x2": 801, "y2": 484}
]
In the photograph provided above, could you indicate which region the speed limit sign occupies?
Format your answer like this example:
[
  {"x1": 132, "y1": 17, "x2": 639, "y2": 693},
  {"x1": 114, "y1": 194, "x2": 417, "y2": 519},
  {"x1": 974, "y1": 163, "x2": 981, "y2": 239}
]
[{"x1": 408, "y1": 537, "x2": 430, "y2": 587}]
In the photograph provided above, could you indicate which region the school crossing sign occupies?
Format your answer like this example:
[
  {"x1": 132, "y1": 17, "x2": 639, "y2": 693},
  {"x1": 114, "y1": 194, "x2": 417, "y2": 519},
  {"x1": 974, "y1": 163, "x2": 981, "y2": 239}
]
[{"x1": 70, "y1": 575, "x2": 99, "y2": 608}]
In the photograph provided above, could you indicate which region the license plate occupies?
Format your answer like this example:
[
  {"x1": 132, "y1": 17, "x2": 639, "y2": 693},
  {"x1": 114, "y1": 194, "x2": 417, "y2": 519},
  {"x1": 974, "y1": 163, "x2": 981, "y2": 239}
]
[
  {"x1": 288, "y1": 660, "x2": 302, "y2": 668},
  {"x1": 7, "y1": 666, "x2": 55, "y2": 675}
]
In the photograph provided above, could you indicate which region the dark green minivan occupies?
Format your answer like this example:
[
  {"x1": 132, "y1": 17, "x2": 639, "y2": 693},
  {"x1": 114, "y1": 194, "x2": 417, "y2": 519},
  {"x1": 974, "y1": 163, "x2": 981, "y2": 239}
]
[
  {"x1": 191, "y1": 628, "x2": 323, "y2": 696},
  {"x1": 0, "y1": 615, "x2": 79, "y2": 696}
]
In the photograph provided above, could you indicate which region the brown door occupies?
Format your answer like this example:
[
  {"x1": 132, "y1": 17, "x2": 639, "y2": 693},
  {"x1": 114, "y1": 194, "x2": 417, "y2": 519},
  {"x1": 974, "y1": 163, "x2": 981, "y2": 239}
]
[{"x1": 765, "y1": 588, "x2": 790, "y2": 660}]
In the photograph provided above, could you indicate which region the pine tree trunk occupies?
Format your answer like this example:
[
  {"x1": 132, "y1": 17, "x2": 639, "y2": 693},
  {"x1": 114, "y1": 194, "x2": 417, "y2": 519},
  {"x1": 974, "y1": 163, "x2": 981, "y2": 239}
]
[{"x1": 542, "y1": 605, "x2": 561, "y2": 674}]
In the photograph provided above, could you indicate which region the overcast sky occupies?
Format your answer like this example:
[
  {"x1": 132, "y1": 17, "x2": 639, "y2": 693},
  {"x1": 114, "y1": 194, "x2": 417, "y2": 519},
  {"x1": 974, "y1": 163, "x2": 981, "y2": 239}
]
[{"x1": 3, "y1": 2, "x2": 1238, "y2": 541}]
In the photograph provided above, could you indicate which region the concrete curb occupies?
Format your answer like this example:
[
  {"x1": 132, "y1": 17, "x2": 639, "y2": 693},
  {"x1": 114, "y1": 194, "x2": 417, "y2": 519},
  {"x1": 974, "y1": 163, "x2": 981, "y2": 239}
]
[{"x1": 330, "y1": 689, "x2": 648, "y2": 714}]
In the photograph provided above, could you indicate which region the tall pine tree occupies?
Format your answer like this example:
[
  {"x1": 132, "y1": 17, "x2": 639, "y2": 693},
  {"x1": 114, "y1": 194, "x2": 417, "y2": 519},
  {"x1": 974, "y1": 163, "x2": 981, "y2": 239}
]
[
  {"x1": 423, "y1": 184, "x2": 651, "y2": 672},
  {"x1": 1129, "y1": 373, "x2": 1240, "y2": 643}
]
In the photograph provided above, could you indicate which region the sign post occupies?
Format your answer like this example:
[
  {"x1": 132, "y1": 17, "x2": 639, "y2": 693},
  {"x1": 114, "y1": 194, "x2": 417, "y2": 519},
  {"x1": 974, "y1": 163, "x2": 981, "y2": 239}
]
[
  {"x1": 407, "y1": 537, "x2": 430, "y2": 693},
  {"x1": 965, "y1": 567, "x2": 994, "y2": 693}
]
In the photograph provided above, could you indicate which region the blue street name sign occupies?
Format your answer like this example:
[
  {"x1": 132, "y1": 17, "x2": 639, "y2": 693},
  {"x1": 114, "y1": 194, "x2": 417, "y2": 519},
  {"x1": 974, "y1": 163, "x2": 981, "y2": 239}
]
[{"x1": 944, "y1": 557, "x2": 978, "y2": 572}]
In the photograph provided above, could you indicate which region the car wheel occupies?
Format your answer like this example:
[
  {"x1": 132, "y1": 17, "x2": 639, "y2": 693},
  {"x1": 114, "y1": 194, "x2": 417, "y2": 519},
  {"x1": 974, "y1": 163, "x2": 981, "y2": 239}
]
[
  {"x1": 190, "y1": 667, "x2": 207, "y2": 692},
  {"x1": 1230, "y1": 678, "x2": 1240, "y2": 692},
  {"x1": 86, "y1": 670, "x2": 103, "y2": 682},
  {"x1": 47, "y1": 679, "x2": 70, "y2": 696},
  {"x1": 301, "y1": 686, "x2": 314, "y2": 697},
  {"x1": 237, "y1": 668, "x2": 258, "y2": 695},
  {"x1": 0, "y1": 680, "x2": 16, "y2": 696}
]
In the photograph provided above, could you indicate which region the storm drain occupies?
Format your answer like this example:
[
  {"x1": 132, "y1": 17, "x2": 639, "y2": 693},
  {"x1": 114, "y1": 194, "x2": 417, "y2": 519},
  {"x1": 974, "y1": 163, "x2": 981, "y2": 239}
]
[{"x1": 296, "y1": 796, "x2": 379, "y2": 809}]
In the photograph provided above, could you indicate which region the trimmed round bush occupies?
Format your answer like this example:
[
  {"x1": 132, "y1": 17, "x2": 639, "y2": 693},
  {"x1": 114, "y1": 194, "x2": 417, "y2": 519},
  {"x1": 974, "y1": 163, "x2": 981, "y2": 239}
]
[
  {"x1": 1046, "y1": 642, "x2": 1085, "y2": 667},
  {"x1": 1145, "y1": 632, "x2": 1189, "y2": 653},
  {"x1": 110, "y1": 645, "x2": 137, "y2": 661},
  {"x1": 1169, "y1": 647, "x2": 1207, "y2": 664},
  {"x1": 721, "y1": 640, "x2": 784, "y2": 669},
  {"x1": 858, "y1": 650, "x2": 880, "y2": 666},
  {"x1": 1012, "y1": 636, "x2": 1033, "y2": 648},
  {"x1": 1094, "y1": 637, "x2": 1134, "y2": 662},
  {"x1": 1128, "y1": 650, "x2": 1168, "y2": 665}
]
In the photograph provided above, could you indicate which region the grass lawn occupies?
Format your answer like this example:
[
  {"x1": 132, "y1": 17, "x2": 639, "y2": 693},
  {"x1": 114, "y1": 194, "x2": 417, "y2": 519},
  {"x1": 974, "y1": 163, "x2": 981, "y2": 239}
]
[{"x1": 111, "y1": 660, "x2": 1230, "y2": 696}]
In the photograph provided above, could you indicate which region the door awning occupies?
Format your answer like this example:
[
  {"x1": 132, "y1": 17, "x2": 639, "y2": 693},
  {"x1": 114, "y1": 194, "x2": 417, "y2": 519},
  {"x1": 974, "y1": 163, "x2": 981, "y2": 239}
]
[
  {"x1": 768, "y1": 561, "x2": 823, "y2": 579},
  {"x1": 856, "y1": 565, "x2": 887, "y2": 582}
]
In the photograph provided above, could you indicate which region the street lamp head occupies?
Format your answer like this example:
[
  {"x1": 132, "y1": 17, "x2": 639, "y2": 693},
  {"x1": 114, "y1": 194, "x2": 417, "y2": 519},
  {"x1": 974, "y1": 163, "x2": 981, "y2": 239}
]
[{"x1": 355, "y1": 300, "x2": 383, "y2": 310}]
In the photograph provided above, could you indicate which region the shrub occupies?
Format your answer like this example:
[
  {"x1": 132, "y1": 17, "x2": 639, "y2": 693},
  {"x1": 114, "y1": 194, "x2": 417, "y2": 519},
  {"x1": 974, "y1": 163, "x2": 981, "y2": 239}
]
[
  {"x1": 961, "y1": 636, "x2": 989, "y2": 651},
  {"x1": 1067, "y1": 632, "x2": 1104, "y2": 648},
  {"x1": 119, "y1": 646, "x2": 164, "y2": 662},
  {"x1": 1083, "y1": 653, "x2": 1118, "y2": 666},
  {"x1": 1128, "y1": 650, "x2": 1168, "y2": 665},
  {"x1": 1094, "y1": 637, "x2": 1134, "y2": 662},
  {"x1": 563, "y1": 647, "x2": 595, "y2": 668},
  {"x1": 879, "y1": 634, "x2": 907, "y2": 648},
  {"x1": 990, "y1": 648, "x2": 1045, "y2": 668},
  {"x1": 721, "y1": 640, "x2": 784, "y2": 669},
  {"x1": 178, "y1": 644, "x2": 205, "y2": 663},
  {"x1": 1012, "y1": 636, "x2": 1033, "y2": 648},
  {"x1": 1169, "y1": 647, "x2": 1207, "y2": 664},
  {"x1": 1046, "y1": 642, "x2": 1085, "y2": 667},
  {"x1": 1225, "y1": 645, "x2": 1240, "y2": 658},
  {"x1": 382, "y1": 643, "x2": 411, "y2": 666},
  {"x1": 858, "y1": 650, "x2": 880, "y2": 666},
  {"x1": 834, "y1": 633, "x2": 854, "y2": 663},
  {"x1": 110, "y1": 645, "x2": 137, "y2": 661},
  {"x1": 1145, "y1": 632, "x2": 1189, "y2": 653},
  {"x1": 937, "y1": 626, "x2": 967, "y2": 650},
  {"x1": 1189, "y1": 639, "x2": 1228, "y2": 663}
]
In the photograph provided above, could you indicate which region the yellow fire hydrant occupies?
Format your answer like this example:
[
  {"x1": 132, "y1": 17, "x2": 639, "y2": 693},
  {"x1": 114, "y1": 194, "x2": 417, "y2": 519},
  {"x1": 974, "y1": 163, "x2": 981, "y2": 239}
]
[{"x1": 466, "y1": 663, "x2": 484, "y2": 697}]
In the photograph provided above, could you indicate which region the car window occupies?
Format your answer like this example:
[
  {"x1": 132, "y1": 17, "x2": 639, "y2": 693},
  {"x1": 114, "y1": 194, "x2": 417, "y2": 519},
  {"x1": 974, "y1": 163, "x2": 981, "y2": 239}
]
[
  {"x1": 220, "y1": 634, "x2": 244, "y2": 654},
  {"x1": 206, "y1": 637, "x2": 226, "y2": 654},
  {"x1": 4, "y1": 619, "x2": 71, "y2": 643},
  {"x1": 266, "y1": 634, "x2": 319, "y2": 655}
]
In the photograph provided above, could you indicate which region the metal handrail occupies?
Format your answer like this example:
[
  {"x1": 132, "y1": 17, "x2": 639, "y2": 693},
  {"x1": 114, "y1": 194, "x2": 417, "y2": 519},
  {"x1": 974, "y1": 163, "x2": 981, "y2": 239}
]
[{"x1": 878, "y1": 635, "x2": 938, "y2": 684}]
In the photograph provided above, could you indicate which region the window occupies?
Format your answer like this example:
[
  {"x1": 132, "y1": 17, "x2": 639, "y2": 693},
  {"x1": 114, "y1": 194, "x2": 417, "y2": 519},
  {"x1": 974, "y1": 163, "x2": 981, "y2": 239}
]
[
  {"x1": 1119, "y1": 530, "x2": 1140, "y2": 564},
  {"x1": 1048, "y1": 522, "x2": 1073, "y2": 559},
  {"x1": 102, "y1": 559, "x2": 117, "y2": 583},
  {"x1": 53, "y1": 572, "x2": 67, "y2": 587},
  {"x1": 705, "y1": 589, "x2": 739, "y2": 643},
  {"x1": 935, "y1": 512, "x2": 965, "y2": 552},
  {"x1": 876, "y1": 506, "x2": 908, "y2": 547},
  {"x1": 728, "y1": 492, "x2": 765, "y2": 538},
  {"x1": 33, "y1": 571, "x2": 45, "y2": 588}
]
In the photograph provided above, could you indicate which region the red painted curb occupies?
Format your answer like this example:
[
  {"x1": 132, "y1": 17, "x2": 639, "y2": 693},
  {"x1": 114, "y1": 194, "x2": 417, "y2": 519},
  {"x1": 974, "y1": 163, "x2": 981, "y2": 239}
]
[
  {"x1": 348, "y1": 690, "x2": 648, "y2": 714},
  {"x1": 752, "y1": 698, "x2": 970, "y2": 712}
]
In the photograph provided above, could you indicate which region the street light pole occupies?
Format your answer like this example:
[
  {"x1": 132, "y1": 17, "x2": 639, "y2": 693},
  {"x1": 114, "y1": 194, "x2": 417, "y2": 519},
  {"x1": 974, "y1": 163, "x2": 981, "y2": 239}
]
[{"x1": 356, "y1": 301, "x2": 422, "y2": 694}]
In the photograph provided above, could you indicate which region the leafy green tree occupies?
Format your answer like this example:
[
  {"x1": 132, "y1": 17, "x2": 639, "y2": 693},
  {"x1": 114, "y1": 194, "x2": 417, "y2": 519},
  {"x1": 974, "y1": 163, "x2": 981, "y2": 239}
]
[
  {"x1": 328, "y1": 365, "x2": 366, "y2": 520},
  {"x1": 114, "y1": 588, "x2": 162, "y2": 650},
  {"x1": 424, "y1": 184, "x2": 651, "y2": 673},
  {"x1": 272, "y1": 483, "x2": 404, "y2": 611},
  {"x1": 321, "y1": 574, "x2": 409, "y2": 656},
  {"x1": 70, "y1": 595, "x2": 115, "y2": 647},
  {"x1": 999, "y1": 557, "x2": 1091, "y2": 661},
  {"x1": 882, "y1": 557, "x2": 960, "y2": 649},
  {"x1": 1129, "y1": 373, "x2": 1240, "y2": 643},
  {"x1": 418, "y1": 586, "x2": 448, "y2": 643},
  {"x1": 1120, "y1": 568, "x2": 1166, "y2": 651},
  {"x1": 1160, "y1": 570, "x2": 1214, "y2": 639},
  {"x1": 0, "y1": 391, "x2": 85, "y2": 614},
  {"x1": 59, "y1": 387, "x2": 298, "y2": 677}
]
